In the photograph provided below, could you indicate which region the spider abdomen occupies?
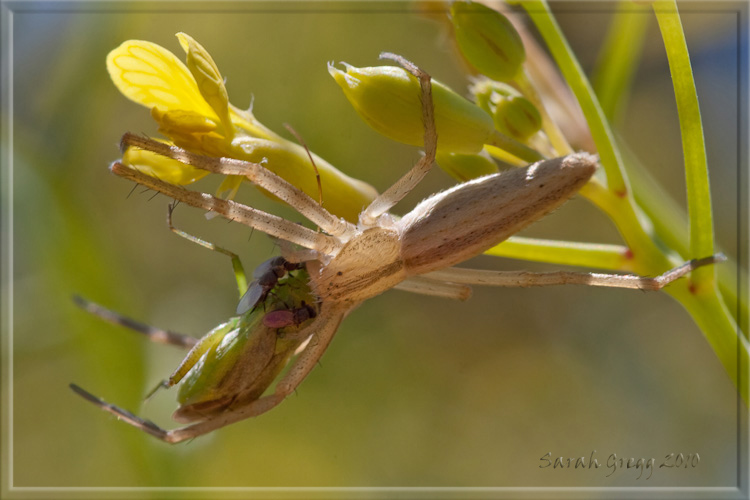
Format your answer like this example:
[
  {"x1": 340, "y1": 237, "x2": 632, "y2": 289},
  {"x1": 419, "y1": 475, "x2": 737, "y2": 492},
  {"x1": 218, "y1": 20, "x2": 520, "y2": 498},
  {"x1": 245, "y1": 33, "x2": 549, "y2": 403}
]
[{"x1": 399, "y1": 154, "x2": 597, "y2": 276}]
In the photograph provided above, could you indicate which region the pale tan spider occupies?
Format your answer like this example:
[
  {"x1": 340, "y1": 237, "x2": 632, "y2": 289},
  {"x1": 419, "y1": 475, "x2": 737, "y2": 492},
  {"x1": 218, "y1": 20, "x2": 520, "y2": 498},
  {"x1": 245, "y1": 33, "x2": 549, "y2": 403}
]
[{"x1": 72, "y1": 53, "x2": 720, "y2": 443}]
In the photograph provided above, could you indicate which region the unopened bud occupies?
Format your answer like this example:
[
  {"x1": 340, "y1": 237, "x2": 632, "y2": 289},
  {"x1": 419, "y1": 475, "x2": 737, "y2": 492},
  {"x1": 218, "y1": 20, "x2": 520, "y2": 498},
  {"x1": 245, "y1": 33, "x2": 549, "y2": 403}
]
[
  {"x1": 493, "y1": 94, "x2": 542, "y2": 141},
  {"x1": 451, "y1": 1, "x2": 525, "y2": 82},
  {"x1": 329, "y1": 63, "x2": 494, "y2": 154},
  {"x1": 469, "y1": 79, "x2": 542, "y2": 142},
  {"x1": 436, "y1": 151, "x2": 499, "y2": 182}
]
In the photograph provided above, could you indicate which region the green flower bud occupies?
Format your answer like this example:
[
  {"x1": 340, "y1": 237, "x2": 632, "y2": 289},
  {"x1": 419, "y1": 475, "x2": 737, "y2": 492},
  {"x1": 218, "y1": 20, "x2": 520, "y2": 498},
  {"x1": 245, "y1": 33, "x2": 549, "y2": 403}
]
[
  {"x1": 451, "y1": 1, "x2": 525, "y2": 82},
  {"x1": 329, "y1": 63, "x2": 494, "y2": 154},
  {"x1": 493, "y1": 94, "x2": 542, "y2": 141},
  {"x1": 436, "y1": 151, "x2": 499, "y2": 182},
  {"x1": 468, "y1": 79, "x2": 541, "y2": 142},
  {"x1": 469, "y1": 78, "x2": 515, "y2": 114}
]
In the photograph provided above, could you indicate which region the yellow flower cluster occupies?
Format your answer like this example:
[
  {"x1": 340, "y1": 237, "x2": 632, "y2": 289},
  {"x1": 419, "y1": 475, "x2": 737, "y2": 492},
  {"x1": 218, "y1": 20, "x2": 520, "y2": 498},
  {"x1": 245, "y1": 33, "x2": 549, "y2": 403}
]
[{"x1": 107, "y1": 33, "x2": 377, "y2": 222}]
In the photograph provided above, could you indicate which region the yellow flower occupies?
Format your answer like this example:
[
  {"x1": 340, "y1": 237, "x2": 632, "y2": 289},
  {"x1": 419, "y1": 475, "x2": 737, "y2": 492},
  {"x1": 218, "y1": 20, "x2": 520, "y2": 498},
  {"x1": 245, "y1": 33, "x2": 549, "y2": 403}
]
[
  {"x1": 107, "y1": 34, "x2": 377, "y2": 222},
  {"x1": 107, "y1": 38, "x2": 219, "y2": 121},
  {"x1": 122, "y1": 144, "x2": 209, "y2": 185}
]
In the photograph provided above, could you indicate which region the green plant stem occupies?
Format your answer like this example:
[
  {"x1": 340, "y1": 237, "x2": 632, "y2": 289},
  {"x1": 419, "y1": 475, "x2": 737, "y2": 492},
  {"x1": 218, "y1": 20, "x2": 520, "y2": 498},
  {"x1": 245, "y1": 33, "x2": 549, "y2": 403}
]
[
  {"x1": 484, "y1": 145, "x2": 529, "y2": 166},
  {"x1": 619, "y1": 140, "x2": 747, "y2": 329},
  {"x1": 667, "y1": 283, "x2": 748, "y2": 403},
  {"x1": 487, "y1": 130, "x2": 546, "y2": 162},
  {"x1": 618, "y1": 140, "x2": 690, "y2": 257},
  {"x1": 653, "y1": 0, "x2": 715, "y2": 286},
  {"x1": 521, "y1": 0, "x2": 628, "y2": 197},
  {"x1": 520, "y1": 0, "x2": 746, "y2": 402},
  {"x1": 488, "y1": 236, "x2": 631, "y2": 271}
]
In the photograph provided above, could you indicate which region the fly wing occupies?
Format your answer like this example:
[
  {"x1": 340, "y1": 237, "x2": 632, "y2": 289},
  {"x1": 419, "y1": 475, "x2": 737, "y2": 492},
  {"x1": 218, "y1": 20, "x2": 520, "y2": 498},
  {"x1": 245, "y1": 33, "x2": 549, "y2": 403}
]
[{"x1": 236, "y1": 280, "x2": 263, "y2": 315}]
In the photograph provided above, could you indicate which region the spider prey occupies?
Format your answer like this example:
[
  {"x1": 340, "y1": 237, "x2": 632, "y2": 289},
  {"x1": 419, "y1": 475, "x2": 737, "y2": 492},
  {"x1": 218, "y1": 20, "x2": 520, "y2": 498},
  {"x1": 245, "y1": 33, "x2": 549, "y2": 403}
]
[{"x1": 72, "y1": 53, "x2": 722, "y2": 443}]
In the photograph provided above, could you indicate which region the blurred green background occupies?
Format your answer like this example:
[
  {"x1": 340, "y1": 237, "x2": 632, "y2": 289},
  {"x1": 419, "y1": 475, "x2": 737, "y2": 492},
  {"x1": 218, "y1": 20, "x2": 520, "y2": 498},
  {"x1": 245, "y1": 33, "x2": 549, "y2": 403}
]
[{"x1": 3, "y1": 0, "x2": 743, "y2": 496}]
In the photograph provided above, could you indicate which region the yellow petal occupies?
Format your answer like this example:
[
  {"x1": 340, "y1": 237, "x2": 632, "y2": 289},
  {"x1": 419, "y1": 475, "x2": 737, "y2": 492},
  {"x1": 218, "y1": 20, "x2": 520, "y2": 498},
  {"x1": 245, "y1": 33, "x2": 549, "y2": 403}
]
[
  {"x1": 107, "y1": 40, "x2": 218, "y2": 120},
  {"x1": 151, "y1": 106, "x2": 217, "y2": 133},
  {"x1": 216, "y1": 175, "x2": 243, "y2": 200},
  {"x1": 176, "y1": 33, "x2": 232, "y2": 133},
  {"x1": 122, "y1": 145, "x2": 210, "y2": 185}
]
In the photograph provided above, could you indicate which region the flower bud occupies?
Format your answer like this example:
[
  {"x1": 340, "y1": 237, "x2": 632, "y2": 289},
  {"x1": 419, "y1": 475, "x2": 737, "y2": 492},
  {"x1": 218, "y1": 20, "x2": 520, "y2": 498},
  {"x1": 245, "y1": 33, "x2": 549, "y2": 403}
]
[
  {"x1": 493, "y1": 94, "x2": 542, "y2": 141},
  {"x1": 436, "y1": 151, "x2": 499, "y2": 182},
  {"x1": 469, "y1": 79, "x2": 542, "y2": 142},
  {"x1": 468, "y1": 78, "x2": 514, "y2": 115},
  {"x1": 450, "y1": 1, "x2": 525, "y2": 82},
  {"x1": 329, "y1": 63, "x2": 494, "y2": 154}
]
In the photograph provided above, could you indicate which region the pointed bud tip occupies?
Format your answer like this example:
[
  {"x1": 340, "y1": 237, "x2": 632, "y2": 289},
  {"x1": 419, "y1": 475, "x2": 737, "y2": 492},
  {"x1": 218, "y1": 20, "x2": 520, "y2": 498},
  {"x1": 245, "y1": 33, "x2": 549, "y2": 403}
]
[{"x1": 175, "y1": 32, "x2": 191, "y2": 50}]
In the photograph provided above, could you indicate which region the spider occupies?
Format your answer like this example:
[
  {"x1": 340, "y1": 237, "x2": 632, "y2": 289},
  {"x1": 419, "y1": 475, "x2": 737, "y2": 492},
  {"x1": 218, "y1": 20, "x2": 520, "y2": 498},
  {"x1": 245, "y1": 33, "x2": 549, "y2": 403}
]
[{"x1": 71, "y1": 53, "x2": 721, "y2": 443}]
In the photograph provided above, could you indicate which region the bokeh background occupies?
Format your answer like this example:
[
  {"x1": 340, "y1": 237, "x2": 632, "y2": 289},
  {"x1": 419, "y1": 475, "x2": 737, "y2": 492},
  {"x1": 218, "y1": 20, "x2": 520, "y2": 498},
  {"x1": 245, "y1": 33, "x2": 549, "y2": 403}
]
[{"x1": 2, "y1": 0, "x2": 745, "y2": 497}]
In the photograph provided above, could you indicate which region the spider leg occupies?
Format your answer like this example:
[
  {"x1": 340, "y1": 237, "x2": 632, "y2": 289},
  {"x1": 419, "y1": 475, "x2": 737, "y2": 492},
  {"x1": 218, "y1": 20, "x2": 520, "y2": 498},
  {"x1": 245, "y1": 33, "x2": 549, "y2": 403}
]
[
  {"x1": 422, "y1": 254, "x2": 726, "y2": 290},
  {"x1": 70, "y1": 383, "x2": 187, "y2": 442},
  {"x1": 121, "y1": 134, "x2": 355, "y2": 239},
  {"x1": 111, "y1": 162, "x2": 340, "y2": 255},
  {"x1": 280, "y1": 247, "x2": 319, "y2": 264},
  {"x1": 72, "y1": 295, "x2": 197, "y2": 349},
  {"x1": 167, "y1": 202, "x2": 248, "y2": 298},
  {"x1": 359, "y1": 53, "x2": 437, "y2": 225},
  {"x1": 395, "y1": 276, "x2": 472, "y2": 301}
]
